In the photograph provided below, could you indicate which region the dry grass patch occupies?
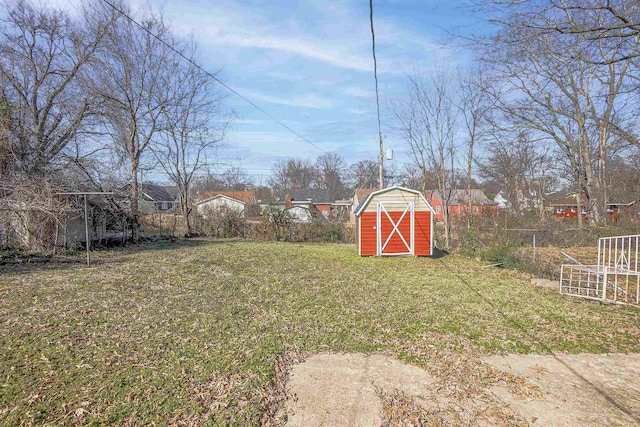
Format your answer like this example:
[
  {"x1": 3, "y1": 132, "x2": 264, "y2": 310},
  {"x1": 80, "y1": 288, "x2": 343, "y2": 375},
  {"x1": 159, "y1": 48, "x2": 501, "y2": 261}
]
[{"x1": 1, "y1": 239, "x2": 639, "y2": 425}]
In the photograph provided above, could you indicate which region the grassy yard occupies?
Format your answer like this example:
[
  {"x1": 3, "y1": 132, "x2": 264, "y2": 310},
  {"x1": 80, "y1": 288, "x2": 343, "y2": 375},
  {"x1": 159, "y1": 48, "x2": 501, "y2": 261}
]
[{"x1": 1, "y1": 239, "x2": 639, "y2": 425}]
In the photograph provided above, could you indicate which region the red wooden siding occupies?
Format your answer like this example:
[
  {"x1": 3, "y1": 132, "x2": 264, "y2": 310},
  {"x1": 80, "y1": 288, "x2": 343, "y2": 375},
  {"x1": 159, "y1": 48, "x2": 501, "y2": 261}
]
[
  {"x1": 553, "y1": 206, "x2": 586, "y2": 219},
  {"x1": 413, "y1": 212, "x2": 432, "y2": 256},
  {"x1": 554, "y1": 205, "x2": 624, "y2": 223},
  {"x1": 380, "y1": 211, "x2": 412, "y2": 254},
  {"x1": 355, "y1": 187, "x2": 434, "y2": 257},
  {"x1": 358, "y1": 212, "x2": 377, "y2": 256},
  {"x1": 357, "y1": 211, "x2": 431, "y2": 256}
]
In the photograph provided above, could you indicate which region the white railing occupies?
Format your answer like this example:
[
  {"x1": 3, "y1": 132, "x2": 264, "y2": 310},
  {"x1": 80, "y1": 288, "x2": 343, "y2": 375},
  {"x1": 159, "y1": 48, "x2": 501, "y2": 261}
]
[{"x1": 560, "y1": 234, "x2": 640, "y2": 306}]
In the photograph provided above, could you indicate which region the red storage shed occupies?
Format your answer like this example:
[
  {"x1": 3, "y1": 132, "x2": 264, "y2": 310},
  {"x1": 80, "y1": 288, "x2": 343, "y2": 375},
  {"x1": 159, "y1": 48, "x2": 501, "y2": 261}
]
[{"x1": 354, "y1": 186, "x2": 434, "y2": 257}]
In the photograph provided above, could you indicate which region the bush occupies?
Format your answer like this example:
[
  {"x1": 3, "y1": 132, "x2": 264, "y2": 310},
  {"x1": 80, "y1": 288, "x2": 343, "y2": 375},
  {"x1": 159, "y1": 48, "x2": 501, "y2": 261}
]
[
  {"x1": 459, "y1": 227, "x2": 482, "y2": 258},
  {"x1": 201, "y1": 207, "x2": 247, "y2": 238},
  {"x1": 486, "y1": 244, "x2": 520, "y2": 269}
]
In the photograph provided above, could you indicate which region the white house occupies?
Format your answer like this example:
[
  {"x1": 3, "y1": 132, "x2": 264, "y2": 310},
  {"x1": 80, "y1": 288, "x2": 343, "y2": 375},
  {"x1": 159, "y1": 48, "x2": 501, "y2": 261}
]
[{"x1": 196, "y1": 191, "x2": 257, "y2": 218}]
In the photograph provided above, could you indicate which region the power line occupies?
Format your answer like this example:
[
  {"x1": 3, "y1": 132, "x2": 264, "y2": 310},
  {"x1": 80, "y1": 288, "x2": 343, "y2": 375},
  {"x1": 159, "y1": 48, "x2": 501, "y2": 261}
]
[{"x1": 99, "y1": 0, "x2": 326, "y2": 154}]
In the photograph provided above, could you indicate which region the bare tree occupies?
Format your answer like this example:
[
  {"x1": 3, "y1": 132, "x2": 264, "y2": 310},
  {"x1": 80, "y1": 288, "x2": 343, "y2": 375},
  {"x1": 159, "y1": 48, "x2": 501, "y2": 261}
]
[
  {"x1": 607, "y1": 150, "x2": 640, "y2": 203},
  {"x1": 348, "y1": 159, "x2": 379, "y2": 190},
  {"x1": 458, "y1": 67, "x2": 493, "y2": 228},
  {"x1": 482, "y1": 1, "x2": 640, "y2": 65},
  {"x1": 393, "y1": 69, "x2": 457, "y2": 249},
  {"x1": 0, "y1": 0, "x2": 114, "y2": 177},
  {"x1": 315, "y1": 152, "x2": 347, "y2": 201},
  {"x1": 480, "y1": 1, "x2": 638, "y2": 224},
  {"x1": 268, "y1": 158, "x2": 317, "y2": 196},
  {"x1": 478, "y1": 131, "x2": 556, "y2": 218},
  {"x1": 91, "y1": 2, "x2": 177, "y2": 236},
  {"x1": 152, "y1": 42, "x2": 229, "y2": 236},
  {"x1": 221, "y1": 167, "x2": 250, "y2": 191}
]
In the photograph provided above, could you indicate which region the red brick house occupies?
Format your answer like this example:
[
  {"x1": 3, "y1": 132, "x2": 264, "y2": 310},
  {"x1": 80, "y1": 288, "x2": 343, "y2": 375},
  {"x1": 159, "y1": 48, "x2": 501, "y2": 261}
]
[
  {"x1": 550, "y1": 195, "x2": 637, "y2": 223},
  {"x1": 425, "y1": 189, "x2": 499, "y2": 222}
]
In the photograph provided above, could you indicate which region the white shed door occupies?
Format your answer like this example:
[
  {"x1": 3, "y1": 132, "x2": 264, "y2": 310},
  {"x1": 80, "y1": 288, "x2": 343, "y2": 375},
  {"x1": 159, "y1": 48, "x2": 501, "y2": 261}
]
[{"x1": 376, "y1": 201, "x2": 414, "y2": 256}]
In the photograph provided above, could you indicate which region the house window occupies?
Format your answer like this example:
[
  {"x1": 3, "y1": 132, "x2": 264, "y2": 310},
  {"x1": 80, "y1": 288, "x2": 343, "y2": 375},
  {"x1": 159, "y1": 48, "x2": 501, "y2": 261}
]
[
  {"x1": 607, "y1": 205, "x2": 615, "y2": 212},
  {"x1": 581, "y1": 208, "x2": 587, "y2": 214},
  {"x1": 556, "y1": 207, "x2": 564, "y2": 214},
  {"x1": 435, "y1": 206, "x2": 441, "y2": 214},
  {"x1": 570, "y1": 207, "x2": 576, "y2": 213}
]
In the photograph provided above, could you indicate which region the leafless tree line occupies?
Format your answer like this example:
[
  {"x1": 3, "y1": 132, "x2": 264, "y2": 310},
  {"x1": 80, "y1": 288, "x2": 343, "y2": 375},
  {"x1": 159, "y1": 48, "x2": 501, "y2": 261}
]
[{"x1": 0, "y1": 0, "x2": 231, "y2": 237}]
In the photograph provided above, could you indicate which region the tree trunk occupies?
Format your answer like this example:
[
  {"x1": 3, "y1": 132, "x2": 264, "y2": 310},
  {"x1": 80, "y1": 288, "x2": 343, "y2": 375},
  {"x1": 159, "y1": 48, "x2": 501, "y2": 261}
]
[
  {"x1": 537, "y1": 181, "x2": 545, "y2": 221},
  {"x1": 575, "y1": 191, "x2": 583, "y2": 227},
  {"x1": 441, "y1": 186, "x2": 451, "y2": 250},
  {"x1": 130, "y1": 161, "x2": 139, "y2": 241},
  {"x1": 582, "y1": 150, "x2": 603, "y2": 225},
  {"x1": 181, "y1": 192, "x2": 192, "y2": 236},
  {"x1": 466, "y1": 143, "x2": 473, "y2": 230}
]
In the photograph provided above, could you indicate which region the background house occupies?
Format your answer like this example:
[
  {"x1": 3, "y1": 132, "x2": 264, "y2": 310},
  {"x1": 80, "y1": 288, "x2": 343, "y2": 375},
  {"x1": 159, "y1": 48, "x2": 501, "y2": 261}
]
[
  {"x1": 286, "y1": 206, "x2": 313, "y2": 223},
  {"x1": 493, "y1": 191, "x2": 509, "y2": 209},
  {"x1": 196, "y1": 191, "x2": 259, "y2": 218},
  {"x1": 550, "y1": 195, "x2": 586, "y2": 219},
  {"x1": 550, "y1": 194, "x2": 637, "y2": 223},
  {"x1": 349, "y1": 188, "x2": 376, "y2": 223},
  {"x1": 135, "y1": 183, "x2": 179, "y2": 211},
  {"x1": 426, "y1": 189, "x2": 498, "y2": 222}
]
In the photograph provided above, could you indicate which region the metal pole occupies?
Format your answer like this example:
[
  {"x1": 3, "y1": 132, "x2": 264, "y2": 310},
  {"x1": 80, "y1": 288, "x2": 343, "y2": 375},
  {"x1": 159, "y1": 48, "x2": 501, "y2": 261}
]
[
  {"x1": 533, "y1": 233, "x2": 536, "y2": 267},
  {"x1": 84, "y1": 194, "x2": 90, "y2": 267},
  {"x1": 378, "y1": 140, "x2": 384, "y2": 189}
]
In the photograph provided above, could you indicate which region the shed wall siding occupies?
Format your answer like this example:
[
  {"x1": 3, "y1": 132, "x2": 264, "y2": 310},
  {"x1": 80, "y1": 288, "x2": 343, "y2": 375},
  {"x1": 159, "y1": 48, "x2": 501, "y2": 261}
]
[
  {"x1": 359, "y1": 212, "x2": 377, "y2": 256},
  {"x1": 356, "y1": 187, "x2": 433, "y2": 257},
  {"x1": 357, "y1": 211, "x2": 431, "y2": 256},
  {"x1": 361, "y1": 190, "x2": 431, "y2": 213},
  {"x1": 413, "y1": 212, "x2": 432, "y2": 256}
]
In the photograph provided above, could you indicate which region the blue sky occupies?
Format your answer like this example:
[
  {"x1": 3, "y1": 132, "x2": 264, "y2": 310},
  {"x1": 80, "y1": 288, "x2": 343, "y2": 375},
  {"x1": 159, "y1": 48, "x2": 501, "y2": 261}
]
[
  {"x1": 54, "y1": 0, "x2": 482, "y2": 183},
  {"x1": 155, "y1": 0, "x2": 484, "y2": 183}
]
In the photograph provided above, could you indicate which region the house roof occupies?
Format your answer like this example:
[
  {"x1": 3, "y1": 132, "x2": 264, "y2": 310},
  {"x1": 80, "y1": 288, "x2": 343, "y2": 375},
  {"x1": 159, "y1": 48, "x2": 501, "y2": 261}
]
[
  {"x1": 426, "y1": 189, "x2": 498, "y2": 206},
  {"x1": 200, "y1": 191, "x2": 255, "y2": 204},
  {"x1": 354, "y1": 186, "x2": 434, "y2": 216},
  {"x1": 140, "y1": 184, "x2": 174, "y2": 202},
  {"x1": 550, "y1": 195, "x2": 637, "y2": 206},
  {"x1": 163, "y1": 185, "x2": 179, "y2": 200},
  {"x1": 354, "y1": 188, "x2": 376, "y2": 203},
  {"x1": 277, "y1": 189, "x2": 339, "y2": 204},
  {"x1": 549, "y1": 195, "x2": 584, "y2": 206}
]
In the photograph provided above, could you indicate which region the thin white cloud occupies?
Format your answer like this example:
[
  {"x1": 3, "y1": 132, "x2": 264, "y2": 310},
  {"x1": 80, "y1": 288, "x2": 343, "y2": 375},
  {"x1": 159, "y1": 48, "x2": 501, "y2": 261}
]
[
  {"x1": 346, "y1": 108, "x2": 370, "y2": 115},
  {"x1": 233, "y1": 119, "x2": 266, "y2": 125},
  {"x1": 343, "y1": 87, "x2": 375, "y2": 99},
  {"x1": 238, "y1": 89, "x2": 334, "y2": 109},
  {"x1": 214, "y1": 34, "x2": 373, "y2": 73},
  {"x1": 228, "y1": 129, "x2": 346, "y2": 154}
]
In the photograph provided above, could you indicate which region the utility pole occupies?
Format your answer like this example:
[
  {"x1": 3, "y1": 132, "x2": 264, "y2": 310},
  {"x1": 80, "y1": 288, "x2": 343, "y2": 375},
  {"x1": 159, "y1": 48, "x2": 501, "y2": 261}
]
[
  {"x1": 370, "y1": 0, "x2": 384, "y2": 190},
  {"x1": 378, "y1": 135, "x2": 384, "y2": 189}
]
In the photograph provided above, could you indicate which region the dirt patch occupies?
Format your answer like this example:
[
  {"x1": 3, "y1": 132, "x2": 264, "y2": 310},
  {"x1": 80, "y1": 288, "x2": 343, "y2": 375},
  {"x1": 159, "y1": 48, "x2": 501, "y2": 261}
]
[
  {"x1": 531, "y1": 277, "x2": 559, "y2": 290},
  {"x1": 285, "y1": 353, "x2": 433, "y2": 426},
  {"x1": 284, "y1": 352, "x2": 640, "y2": 426},
  {"x1": 284, "y1": 352, "x2": 528, "y2": 426},
  {"x1": 485, "y1": 353, "x2": 640, "y2": 426}
]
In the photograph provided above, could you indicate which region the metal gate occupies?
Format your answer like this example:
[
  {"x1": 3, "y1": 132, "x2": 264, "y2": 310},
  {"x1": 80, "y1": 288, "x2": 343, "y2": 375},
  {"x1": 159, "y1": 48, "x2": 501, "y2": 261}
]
[{"x1": 376, "y1": 200, "x2": 414, "y2": 256}]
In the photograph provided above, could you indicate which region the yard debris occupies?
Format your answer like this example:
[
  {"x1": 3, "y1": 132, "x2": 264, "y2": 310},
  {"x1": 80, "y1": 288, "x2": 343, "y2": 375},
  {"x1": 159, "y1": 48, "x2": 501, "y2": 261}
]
[
  {"x1": 480, "y1": 262, "x2": 504, "y2": 268},
  {"x1": 260, "y1": 346, "x2": 305, "y2": 427}
]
